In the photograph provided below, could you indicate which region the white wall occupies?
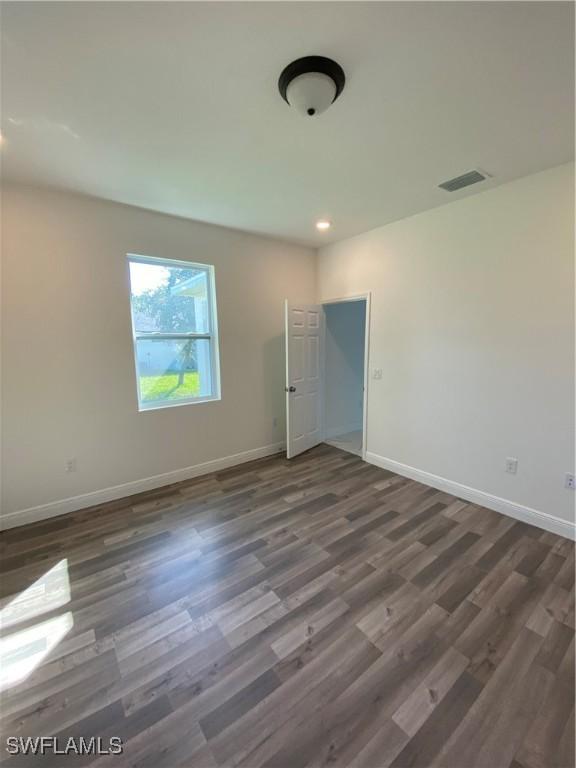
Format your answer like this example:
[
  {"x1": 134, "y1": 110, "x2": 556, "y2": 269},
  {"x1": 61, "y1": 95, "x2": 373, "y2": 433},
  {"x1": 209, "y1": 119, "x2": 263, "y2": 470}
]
[
  {"x1": 324, "y1": 301, "x2": 365, "y2": 438},
  {"x1": 1, "y1": 184, "x2": 316, "y2": 523},
  {"x1": 2, "y1": 164, "x2": 574, "y2": 536},
  {"x1": 318, "y1": 163, "x2": 575, "y2": 533}
]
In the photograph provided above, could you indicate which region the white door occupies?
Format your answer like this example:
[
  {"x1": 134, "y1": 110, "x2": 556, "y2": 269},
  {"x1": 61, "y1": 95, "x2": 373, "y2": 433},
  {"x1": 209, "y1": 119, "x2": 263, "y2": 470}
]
[{"x1": 285, "y1": 301, "x2": 323, "y2": 458}]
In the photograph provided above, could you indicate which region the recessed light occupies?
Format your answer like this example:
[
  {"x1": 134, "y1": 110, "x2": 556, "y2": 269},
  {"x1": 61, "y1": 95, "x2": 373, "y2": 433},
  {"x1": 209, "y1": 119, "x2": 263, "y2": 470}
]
[{"x1": 316, "y1": 220, "x2": 331, "y2": 231}]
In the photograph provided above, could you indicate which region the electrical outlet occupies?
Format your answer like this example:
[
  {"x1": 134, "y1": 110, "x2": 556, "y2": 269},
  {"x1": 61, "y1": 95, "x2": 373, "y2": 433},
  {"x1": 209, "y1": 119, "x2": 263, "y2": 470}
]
[
  {"x1": 65, "y1": 458, "x2": 77, "y2": 473},
  {"x1": 373, "y1": 369, "x2": 383, "y2": 380},
  {"x1": 565, "y1": 473, "x2": 575, "y2": 490},
  {"x1": 505, "y1": 457, "x2": 518, "y2": 475}
]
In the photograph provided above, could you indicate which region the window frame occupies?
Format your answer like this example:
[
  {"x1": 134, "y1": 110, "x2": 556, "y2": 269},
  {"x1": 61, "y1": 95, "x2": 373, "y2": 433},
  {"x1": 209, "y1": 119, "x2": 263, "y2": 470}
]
[{"x1": 127, "y1": 253, "x2": 221, "y2": 411}]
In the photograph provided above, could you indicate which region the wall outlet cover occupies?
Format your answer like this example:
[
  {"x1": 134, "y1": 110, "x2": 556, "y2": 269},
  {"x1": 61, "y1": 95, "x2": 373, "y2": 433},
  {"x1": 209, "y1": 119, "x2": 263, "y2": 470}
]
[{"x1": 505, "y1": 457, "x2": 518, "y2": 475}]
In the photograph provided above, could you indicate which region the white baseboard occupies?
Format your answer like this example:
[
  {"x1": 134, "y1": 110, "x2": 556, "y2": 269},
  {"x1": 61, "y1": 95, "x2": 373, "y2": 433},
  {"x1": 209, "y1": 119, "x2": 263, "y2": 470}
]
[
  {"x1": 0, "y1": 443, "x2": 285, "y2": 531},
  {"x1": 366, "y1": 451, "x2": 576, "y2": 541},
  {"x1": 4, "y1": 444, "x2": 573, "y2": 541}
]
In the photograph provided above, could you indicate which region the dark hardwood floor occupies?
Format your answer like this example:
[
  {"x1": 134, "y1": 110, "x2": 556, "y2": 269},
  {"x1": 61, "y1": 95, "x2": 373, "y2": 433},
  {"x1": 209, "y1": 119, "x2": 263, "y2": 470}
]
[{"x1": 0, "y1": 445, "x2": 574, "y2": 768}]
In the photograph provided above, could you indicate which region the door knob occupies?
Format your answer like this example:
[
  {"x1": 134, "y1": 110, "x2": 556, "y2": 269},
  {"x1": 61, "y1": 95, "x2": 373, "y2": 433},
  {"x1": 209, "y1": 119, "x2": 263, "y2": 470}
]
[{"x1": 285, "y1": 386, "x2": 296, "y2": 392}]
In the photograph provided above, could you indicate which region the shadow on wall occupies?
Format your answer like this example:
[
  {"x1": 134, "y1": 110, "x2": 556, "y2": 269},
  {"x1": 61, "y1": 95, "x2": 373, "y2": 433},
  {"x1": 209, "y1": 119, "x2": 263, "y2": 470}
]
[{"x1": 263, "y1": 334, "x2": 286, "y2": 441}]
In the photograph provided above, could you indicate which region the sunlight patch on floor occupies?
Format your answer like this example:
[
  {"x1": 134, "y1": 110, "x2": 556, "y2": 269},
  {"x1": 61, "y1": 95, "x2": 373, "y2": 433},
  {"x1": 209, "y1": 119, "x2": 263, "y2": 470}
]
[
  {"x1": 0, "y1": 612, "x2": 73, "y2": 691},
  {"x1": 0, "y1": 559, "x2": 73, "y2": 691}
]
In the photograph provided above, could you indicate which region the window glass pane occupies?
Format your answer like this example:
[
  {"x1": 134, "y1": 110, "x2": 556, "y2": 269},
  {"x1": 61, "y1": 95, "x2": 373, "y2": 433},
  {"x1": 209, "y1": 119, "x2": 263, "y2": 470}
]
[
  {"x1": 129, "y1": 261, "x2": 209, "y2": 334},
  {"x1": 136, "y1": 338, "x2": 213, "y2": 404}
]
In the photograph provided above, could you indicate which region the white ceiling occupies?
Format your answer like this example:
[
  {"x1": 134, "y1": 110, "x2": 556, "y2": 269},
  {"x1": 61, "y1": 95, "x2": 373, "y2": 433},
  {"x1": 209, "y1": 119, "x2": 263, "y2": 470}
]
[{"x1": 2, "y1": 2, "x2": 574, "y2": 246}]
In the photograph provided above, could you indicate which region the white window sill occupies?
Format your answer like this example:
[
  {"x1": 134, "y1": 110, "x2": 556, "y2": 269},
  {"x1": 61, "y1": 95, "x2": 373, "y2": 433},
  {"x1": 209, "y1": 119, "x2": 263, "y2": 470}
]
[{"x1": 138, "y1": 394, "x2": 221, "y2": 412}]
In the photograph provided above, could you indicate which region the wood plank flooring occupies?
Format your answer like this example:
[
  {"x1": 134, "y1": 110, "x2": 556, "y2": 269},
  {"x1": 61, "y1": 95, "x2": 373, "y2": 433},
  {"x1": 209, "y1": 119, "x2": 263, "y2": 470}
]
[{"x1": 0, "y1": 445, "x2": 574, "y2": 768}]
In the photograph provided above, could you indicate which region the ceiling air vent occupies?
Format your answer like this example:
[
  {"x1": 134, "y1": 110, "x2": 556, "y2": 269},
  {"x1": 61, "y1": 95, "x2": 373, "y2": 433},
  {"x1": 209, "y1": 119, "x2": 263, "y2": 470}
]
[{"x1": 438, "y1": 170, "x2": 487, "y2": 192}]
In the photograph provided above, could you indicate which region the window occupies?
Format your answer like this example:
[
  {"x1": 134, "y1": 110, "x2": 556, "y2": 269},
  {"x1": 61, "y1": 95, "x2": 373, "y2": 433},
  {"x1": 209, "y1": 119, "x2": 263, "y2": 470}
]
[{"x1": 127, "y1": 255, "x2": 220, "y2": 410}]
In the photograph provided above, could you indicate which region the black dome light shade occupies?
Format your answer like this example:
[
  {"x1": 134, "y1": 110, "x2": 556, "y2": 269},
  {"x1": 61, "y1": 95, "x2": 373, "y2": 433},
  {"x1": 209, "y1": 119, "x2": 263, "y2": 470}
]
[{"x1": 278, "y1": 56, "x2": 346, "y2": 117}]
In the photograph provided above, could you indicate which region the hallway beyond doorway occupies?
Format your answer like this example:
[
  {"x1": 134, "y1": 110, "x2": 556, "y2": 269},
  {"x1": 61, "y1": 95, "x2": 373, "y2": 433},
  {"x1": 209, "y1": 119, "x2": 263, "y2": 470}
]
[{"x1": 325, "y1": 429, "x2": 362, "y2": 456}]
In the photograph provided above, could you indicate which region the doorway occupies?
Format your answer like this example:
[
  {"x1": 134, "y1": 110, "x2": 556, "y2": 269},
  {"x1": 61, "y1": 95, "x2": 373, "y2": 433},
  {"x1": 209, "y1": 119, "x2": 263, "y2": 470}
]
[
  {"x1": 285, "y1": 295, "x2": 369, "y2": 460},
  {"x1": 323, "y1": 299, "x2": 366, "y2": 457}
]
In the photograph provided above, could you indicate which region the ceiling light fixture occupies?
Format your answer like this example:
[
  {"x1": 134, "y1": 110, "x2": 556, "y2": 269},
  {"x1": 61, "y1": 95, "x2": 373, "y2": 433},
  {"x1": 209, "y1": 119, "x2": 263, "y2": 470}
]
[
  {"x1": 316, "y1": 220, "x2": 331, "y2": 231},
  {"x1": 279, "y1": 56, "x2": 345, "y2": 117}
]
